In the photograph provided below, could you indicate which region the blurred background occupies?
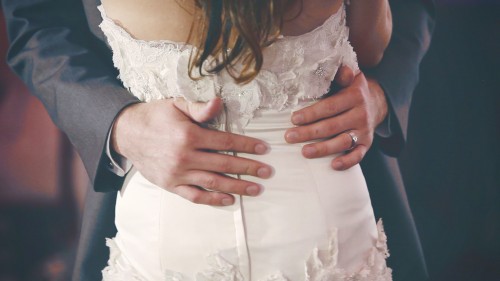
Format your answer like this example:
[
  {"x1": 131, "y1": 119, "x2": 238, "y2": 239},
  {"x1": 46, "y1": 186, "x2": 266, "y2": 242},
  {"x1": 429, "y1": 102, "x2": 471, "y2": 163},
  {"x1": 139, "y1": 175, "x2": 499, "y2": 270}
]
[
  {"x1": 400, "y1": 1, "x2": 500, "y2": 280},
  {"x1": 0, "y1": 1, "x2": 499, "y2": 280},
  {"x1": 0, "y1": 1, "x2": 89, "y2": 279}
]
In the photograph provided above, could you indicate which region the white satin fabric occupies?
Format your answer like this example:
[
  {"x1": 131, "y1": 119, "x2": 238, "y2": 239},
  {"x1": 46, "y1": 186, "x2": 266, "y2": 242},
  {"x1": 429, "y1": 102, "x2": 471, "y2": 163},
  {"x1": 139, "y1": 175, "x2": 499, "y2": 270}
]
[{"x1": 98, "y1": 3, "x2": 392, "y2": 281}]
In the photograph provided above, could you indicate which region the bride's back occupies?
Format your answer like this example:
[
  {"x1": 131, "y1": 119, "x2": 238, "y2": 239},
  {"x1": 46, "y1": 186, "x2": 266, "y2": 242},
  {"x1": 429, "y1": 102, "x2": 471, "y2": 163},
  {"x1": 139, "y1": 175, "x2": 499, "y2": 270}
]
[
  {"x1": 98, "y1": 1, "x2": 393, "y2": 280},
  {"x1": 101, "y1": 0, "x2": 195, "y2": 42},
  {"x1": 101, "y1": 0, "x2": 343, "y2": 43}
]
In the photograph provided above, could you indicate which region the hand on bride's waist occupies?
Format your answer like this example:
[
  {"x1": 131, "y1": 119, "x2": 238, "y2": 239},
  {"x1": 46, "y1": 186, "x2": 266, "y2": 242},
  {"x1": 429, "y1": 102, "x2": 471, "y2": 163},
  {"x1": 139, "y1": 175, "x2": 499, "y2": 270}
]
[
  {"x1": 110, "y1": 97, "x2": 274, "y2": 206},
  {"x1": 284, "y1": 67, "x2": 389, "y2": 171}
]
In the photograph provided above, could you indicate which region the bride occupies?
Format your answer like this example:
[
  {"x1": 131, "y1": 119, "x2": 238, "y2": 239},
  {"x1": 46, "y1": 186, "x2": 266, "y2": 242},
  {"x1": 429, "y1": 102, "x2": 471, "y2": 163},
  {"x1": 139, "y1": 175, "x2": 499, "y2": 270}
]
[{"x1": 98, "y1": 0, "x2": 393, "y2": 280}]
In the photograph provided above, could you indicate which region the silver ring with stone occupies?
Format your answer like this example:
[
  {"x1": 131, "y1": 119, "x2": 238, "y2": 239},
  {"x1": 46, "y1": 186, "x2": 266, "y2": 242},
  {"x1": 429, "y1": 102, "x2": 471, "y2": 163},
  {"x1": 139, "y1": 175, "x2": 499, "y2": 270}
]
[{"x1": 346, "y1": 131, "x2": 358, "y2": 150}]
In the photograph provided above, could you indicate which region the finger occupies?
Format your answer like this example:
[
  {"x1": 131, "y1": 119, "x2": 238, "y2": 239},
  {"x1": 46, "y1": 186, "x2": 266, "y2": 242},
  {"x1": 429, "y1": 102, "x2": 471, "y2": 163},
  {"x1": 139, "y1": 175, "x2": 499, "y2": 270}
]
[
  {"x1": 181, "y1": 170, "x2": 264, "y2": 197},
  {"x1": 286, "y1": 108, "x2": 358, "y2": 143},
  {"x1": 192, "y1": 151, "x2": 274, "y2": 179},
  {"x1": 333, "y1": 66, "x2": 355, "y2": 87},
  {"x1": 331, "y1": 145, "x2": 369, "y2": 171},
  {"x1": 301, "y1": 130, "x2": 363, "y2": 159},
  {"x1": 173, "y1": 97, "x2": 224, "y2": 123},
  {"x1": 291, "y1": 87, "x2": 358, "y2": 126},
  {"x1": 291, "y1": 73, "x2": 366, "y2": 126},
  {"x1": 195, "y1": 129, "x2": 271, "y2": 155},
  {"x1": 173, "y1": 185, "x2": 235, "y2": 206}
]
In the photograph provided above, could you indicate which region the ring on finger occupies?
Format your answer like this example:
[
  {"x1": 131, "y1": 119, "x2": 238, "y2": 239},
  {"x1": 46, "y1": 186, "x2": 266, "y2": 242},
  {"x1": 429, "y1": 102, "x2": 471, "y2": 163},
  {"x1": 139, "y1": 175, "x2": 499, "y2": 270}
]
[{"x1": 345, "y1": 131, "x2": 358, "y2": 150}]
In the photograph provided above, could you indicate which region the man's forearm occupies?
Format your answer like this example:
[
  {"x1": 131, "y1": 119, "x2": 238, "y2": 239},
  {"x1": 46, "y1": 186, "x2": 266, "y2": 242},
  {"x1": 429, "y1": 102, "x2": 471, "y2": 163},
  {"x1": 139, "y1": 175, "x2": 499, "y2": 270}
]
[
  {"x1": 2, "y1": 0, "x2": 139, "y2": 190},
  {"x1": 364, "y1": 0, "x2": 435, "y2": 156}
]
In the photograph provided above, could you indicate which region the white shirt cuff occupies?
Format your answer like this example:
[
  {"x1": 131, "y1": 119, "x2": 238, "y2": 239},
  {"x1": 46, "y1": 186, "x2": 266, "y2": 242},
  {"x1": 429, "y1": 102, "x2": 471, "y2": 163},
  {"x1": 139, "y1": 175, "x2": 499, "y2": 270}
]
[{"x1": 105, "y1": 122, "x2": 132, "y2": 177}]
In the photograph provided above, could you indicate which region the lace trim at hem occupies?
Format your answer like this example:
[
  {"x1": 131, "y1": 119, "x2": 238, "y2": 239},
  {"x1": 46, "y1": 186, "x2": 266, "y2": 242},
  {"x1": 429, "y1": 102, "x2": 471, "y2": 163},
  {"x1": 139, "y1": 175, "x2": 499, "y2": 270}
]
[
  {"x1": 102, "y1": 220, "x2": 391, "y2": 281},
  {"x1": 101, "y1": 239, "x2": 147, "y2": 281}
]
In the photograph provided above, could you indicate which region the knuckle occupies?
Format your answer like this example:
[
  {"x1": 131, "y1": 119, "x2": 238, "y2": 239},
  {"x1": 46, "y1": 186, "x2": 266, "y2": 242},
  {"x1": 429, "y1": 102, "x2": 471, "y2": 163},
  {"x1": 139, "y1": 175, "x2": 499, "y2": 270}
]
[
  {"x1": 216, "y1": 158, "x2": 231, "y2": 172},
  {"x1": 342, "y1": 135, "x2": 352, "y2": 148},
  {"x1": 182, "y1": 191, "x2": 197, "y2": 203},
  {"x1": 244, "y1": 163, "x2": 254, "y2": 176},
  {"x1": 221, "y1": 135, "x2": 235, "y2": 150},
  {"x1": 241, "y1": 140, "x2": 252, "y2": 152},
  {"x1": 316, "y1": 144, "x2": 327, "y2": 156},
  {"x1": 292, "y1": 127, "x2": 306, "y2": 141},
  {"x1": 353, "y1": 151, "x2": 363, "y2": 163},
  {"x1": 325, "y1": 100, "x2": 337, "y2": 114},
  {"x1": 359, "y1": 148, "x2": 367, "y2": 159},
  {"x1": 355, "y1": 155, "x2": 363, "y2": 164},
  {"x1": 208, "y1": 194, "x2": 221, "y2": 206},
  {"x1": 326, "y1": 121, "x2": 339, "y2": 135},
  {"x1": 157, "y1": 176, "x2": 173, "y2": 189},
  {"x1": 352, "y1": 89, "x2": 363, "y2": 102},
  {"x1": 342, "y1": 157, "x2": 355, "y2": 169},
  {"x1": 202, "y1": 176, "x2": 218, "y2": 190},
  {"x1": 302, "y1": 109, "x2": 315, "y2": 123},
  {"x1": 312, "y1": 127, "x2": 322, "y2": 139},
  {"x1": 365, "y1": 133, "x2": 374, "y2": 145},
  {"x1": 358, "y1": 109, "x2": 368, "y2": 122},
  {"x1": 185, "y1": 128, "x2": 198, "y2": 144},
  {"x1": 173, "y1": 150, "x2": 190, "y2": 166},
  {"x1": 190, "y1": 194, "x2": 204, "y2": 204},
  {"x1": 302, "y1": 128, "x2": 312, "y2": 140},
  {"x1": 178, "y1": 126, "x2": 196, "y2": 146}
]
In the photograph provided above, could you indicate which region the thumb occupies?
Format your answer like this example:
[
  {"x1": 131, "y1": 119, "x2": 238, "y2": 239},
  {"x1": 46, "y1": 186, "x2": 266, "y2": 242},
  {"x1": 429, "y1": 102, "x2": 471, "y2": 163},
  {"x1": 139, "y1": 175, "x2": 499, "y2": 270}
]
[
  {"x1": 334, "y1": 66, "x2": 355, "y2": 87},
  {"x1": 173, "y1": 97, "x2": 224, "y2": 123}
]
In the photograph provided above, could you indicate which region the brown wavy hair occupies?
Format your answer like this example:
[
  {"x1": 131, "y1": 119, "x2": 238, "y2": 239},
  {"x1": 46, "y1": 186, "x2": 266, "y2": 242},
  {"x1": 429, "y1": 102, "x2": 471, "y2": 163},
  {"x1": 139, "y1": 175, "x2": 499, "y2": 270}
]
[{"x1": 187, "y1": 0, "x2": 298, "y2": 84}]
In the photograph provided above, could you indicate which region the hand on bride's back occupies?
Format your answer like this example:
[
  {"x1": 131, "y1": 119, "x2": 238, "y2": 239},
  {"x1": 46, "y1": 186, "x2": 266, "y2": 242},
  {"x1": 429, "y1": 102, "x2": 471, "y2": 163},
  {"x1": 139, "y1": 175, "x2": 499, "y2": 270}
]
[
  {"x1": 286, "y1": 67, "x2": 389, "y2": 170},
  {"x1": 111, "y1": 98, "x2": 273, "y2": 206}
]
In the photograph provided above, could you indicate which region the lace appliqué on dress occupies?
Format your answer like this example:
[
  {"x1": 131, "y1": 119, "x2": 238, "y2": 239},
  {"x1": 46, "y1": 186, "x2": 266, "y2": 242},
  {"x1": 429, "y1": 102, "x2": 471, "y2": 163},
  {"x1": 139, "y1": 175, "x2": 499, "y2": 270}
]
[
  {"x1": 102, "y1": 220, "x2": 391, "y2": 281},
  {"x1": 304, "y1": 220, "x2": 392, "y2": 281},
  {"x1": 102, "y1": 238, "x2": 147, "y2": 281},
  {"x1": 97, "y1": 4, "x2": 358, "y2": 131}
]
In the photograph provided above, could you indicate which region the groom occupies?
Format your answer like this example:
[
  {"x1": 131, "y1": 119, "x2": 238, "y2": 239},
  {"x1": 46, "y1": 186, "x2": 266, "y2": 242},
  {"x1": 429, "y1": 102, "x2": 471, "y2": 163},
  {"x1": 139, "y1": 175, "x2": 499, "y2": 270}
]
[{"x1": 1, "y1": 0, "x2": 434, "y2": 280}]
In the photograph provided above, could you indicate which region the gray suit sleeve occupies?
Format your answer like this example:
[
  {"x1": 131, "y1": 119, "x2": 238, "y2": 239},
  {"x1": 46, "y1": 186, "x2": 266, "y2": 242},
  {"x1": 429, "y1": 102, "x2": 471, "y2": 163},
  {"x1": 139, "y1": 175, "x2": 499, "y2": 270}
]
[
  {"x1": 365, "y1": 0, "x2": 435, "y2": 156},
  {"x1": 1, "y1": 0, "x2": 140, "y2": 191}
]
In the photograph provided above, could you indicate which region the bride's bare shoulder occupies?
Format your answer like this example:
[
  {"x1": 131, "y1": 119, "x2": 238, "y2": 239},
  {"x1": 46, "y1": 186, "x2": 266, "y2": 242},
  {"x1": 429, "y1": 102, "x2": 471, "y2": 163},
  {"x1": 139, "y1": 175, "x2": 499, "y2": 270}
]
[
  {"x1": 101, "y1": 0, "x2": 194, "y2": 42},
  {"x1": 281, "y1": 0, "x2": 343, "y2": 36},
  {"x1": 100, "y1": 0, "x2": 345, "y2": 40}
]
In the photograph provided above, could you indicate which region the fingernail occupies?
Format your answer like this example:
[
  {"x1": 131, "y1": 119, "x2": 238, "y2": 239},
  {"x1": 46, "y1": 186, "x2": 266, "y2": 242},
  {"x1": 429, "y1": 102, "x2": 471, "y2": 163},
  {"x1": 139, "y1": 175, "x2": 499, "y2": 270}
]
[
  {"x1": 303, "y1": 146, "x2": 317, "y2": 157},
  {"x1": 292, "y1": 113, "x2": 304, "y2": 124},
  {"x1": 332, "y1": 161, "x2": 343, "y2": 170},
  {"x1": 255, "y1": 143, "x2": 270, "y2": 154},
  {"x1": 257, "y1": 167, "x2": 273, "y2": 178},
  {"x1": 246, "y1": 185, "x2": 262, "y2": 196},
  {"x1": 222, "y1": 198, "x2": 233, "y2": 206},
  {"x1": 286, "y1": 131, "x2": 299, "y2": 142}
]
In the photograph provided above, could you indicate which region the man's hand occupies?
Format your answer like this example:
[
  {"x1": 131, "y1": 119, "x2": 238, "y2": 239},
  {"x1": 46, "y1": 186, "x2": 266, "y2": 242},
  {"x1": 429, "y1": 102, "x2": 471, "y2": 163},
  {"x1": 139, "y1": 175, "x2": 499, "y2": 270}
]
[
  {"x1": 285, "y1": 67, "x2": 388, "y2": 170},
  {"x1": 111, "y1": 97, "x2": 273, "y2": 206}
]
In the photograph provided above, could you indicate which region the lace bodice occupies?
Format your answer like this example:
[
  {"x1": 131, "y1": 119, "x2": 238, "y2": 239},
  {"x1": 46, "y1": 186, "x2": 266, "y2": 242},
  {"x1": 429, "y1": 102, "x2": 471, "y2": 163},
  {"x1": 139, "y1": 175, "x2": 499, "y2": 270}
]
[{"x1": 98, "y1": 4, "x2": 358, "y2": 131}]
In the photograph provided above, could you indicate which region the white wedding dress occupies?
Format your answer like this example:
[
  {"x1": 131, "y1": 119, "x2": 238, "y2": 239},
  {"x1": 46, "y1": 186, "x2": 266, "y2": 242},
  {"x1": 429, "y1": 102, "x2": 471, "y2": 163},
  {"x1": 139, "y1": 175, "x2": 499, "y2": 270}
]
[{"x1": 98, "y1": 3, "x2": 392, "y2": 281}]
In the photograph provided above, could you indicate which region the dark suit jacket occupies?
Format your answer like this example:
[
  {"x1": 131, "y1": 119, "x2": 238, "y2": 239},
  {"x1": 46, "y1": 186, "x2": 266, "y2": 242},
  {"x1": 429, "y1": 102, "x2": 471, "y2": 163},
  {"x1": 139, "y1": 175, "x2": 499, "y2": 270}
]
[{"x1": 1, "y1": 0, "x2": 435, "y2": 280}]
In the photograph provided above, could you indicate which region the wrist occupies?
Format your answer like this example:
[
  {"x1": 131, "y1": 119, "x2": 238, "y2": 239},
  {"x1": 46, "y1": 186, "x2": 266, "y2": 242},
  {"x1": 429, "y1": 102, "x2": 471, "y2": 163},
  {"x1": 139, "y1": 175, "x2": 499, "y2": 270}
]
[
  {"x1": 111, "y1": 102, "x2": 142, "y2": 159},
  {"x1": 366, "y1": 77, "x2": 388, "y2": 127}
]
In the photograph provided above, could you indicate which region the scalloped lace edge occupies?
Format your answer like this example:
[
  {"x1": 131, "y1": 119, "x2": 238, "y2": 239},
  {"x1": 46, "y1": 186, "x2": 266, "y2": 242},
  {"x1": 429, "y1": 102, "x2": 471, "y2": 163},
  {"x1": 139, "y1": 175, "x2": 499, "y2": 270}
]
[{"x1": 102, "y1": 220, "x2": 391, "y2": 281}]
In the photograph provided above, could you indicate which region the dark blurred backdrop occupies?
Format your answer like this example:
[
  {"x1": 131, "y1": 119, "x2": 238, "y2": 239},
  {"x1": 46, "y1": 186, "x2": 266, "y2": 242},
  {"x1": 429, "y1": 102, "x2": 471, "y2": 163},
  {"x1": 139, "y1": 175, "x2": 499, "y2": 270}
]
[
  {"x1": 0, "y1": 1, "x2": 499, "y2": 281},
  {"x1": 400, "y1": 1, "x2": 500, "y2": 280}
]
